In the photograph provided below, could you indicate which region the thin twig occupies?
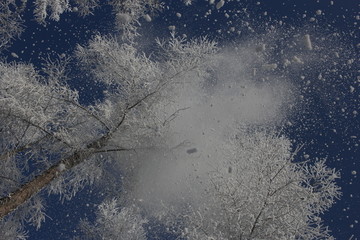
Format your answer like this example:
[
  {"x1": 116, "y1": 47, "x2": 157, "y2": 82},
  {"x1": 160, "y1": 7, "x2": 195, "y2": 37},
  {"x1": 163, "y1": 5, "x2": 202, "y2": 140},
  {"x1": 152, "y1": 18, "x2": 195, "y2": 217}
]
[
  {"x1": 0, "y1": 175, "x2": 18, "y2": 184},
  {"x1": 93, "y1": 148, "x2": 134, "y2": 153},
  {"x1": 52, "y1": 96, "x2": 110, "y2": 131}
]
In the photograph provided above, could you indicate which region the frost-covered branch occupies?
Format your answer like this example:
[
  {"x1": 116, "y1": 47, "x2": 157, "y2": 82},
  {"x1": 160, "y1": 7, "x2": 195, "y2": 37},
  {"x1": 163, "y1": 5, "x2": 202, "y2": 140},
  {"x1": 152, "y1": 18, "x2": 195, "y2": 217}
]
[
  {"x1": 76, "y1": 199, "x2": 147, "y2": 240},
  {"x1": 160, "y1": 130, "x2": 340, "y2": 240},
  {"x1": 0, "y1": 25, "x2": 217, "y2": 229},
  {"x1": 0, "y1": 0, "x2": 26, "y2": 51}
]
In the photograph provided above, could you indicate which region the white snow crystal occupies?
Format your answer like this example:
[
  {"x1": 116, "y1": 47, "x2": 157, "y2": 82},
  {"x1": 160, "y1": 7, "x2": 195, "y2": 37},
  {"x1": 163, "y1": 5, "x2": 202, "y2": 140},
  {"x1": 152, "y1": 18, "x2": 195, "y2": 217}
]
[
  {"x1": 216, "y1": 0, "x2": 225, "y2": 10},
  {"x1": 176, "y1": 13, "x2": 182, "y2": 18},
  {"x1": 143, "y1": 14, "x2": 152, "y2": 22},
  {"x1": 262, "y1": 63, "x2": 278, "y2": 70},
  {"x1": 11, "y1": 52, "x2": 19, "y2": 58},
  {"x1": 168, "y1": 25, "x2": 176, "y2": 31},
  {"x1": 304, "y1": 34, "x2": 313, "y2": 50},
  {"x1": 351, "y1": 170, "x2": 357, "y2": 175},
  {"x1": 350, "y1": 86, "x2": 355, "y2": 93},
  {"x1": 183, "y1": 0, "x2": 192, "y2": 5},
  {"x1": 57, "y1": 163, "x2": 66, "y2": 172},
  {"x1": 347, "y1": 59, "x2": 355, "y2": 65},
  {"x1": 293, "y1": 56, "x2": 304, "y2": 64},
  {"x1": 284, "y1": 59, "x2": 291, "y2": 67},
  {"x1": 318, "y1": 73, "x2": 323, "y2": 80}
]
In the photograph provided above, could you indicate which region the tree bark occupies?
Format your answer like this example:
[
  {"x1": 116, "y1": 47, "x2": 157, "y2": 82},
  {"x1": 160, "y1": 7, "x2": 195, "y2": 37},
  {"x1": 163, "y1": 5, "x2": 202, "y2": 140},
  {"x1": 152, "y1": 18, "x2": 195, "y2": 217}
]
[
  {"x1": 0, "y1": 100, "x2": 137, "y2": 219},
  {"x1": 0, "y1": 150, "x2": 90, "y2": 219}
]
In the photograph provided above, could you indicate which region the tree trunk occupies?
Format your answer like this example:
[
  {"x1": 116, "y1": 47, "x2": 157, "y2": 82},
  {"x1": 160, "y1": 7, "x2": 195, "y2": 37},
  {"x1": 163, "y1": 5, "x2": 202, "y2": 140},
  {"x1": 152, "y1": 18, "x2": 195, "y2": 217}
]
[
  {"x1": 0, "y1": 150, "x2": 90, "y2": 219},
  {"x1": 0, "y1": 127, "x2": 116, "y2": 219},
  {"x1": 0, "y1": 107, "x2": 129, "y2": 219}
]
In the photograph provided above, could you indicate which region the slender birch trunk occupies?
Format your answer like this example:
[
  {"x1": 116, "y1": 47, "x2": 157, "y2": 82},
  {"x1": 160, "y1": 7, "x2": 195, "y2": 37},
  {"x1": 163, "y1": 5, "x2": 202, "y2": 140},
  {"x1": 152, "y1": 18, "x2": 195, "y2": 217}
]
[
  {"x1": 0, "y1": 150, "x2": 89, "y2": 219},
  {"x1": 0, "y1": 133, "x2": 111, "y2": 219}
]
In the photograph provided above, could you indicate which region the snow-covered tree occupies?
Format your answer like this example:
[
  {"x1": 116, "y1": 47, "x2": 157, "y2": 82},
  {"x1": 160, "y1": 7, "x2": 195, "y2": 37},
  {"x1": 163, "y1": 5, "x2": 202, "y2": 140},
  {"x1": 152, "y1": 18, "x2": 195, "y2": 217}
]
[
  {"x1": 0, "y1": 0, "x2": 26, "y2": 51},
  {"x1": 33, "y1": 0, "x2": 163, "y2": 24},
  {"x1": 0, "y1": 0, "x2": 163, "y2": 50},
  {"x1": 76, "y1": 199, "x2": 147, "y2": 240},
  {"x1": 0, "y1": 18, "x2": 216, "y2": 240},
  {"x1": 159, "y1": 129, "x2": 341, "y2": 240},
  {"x1": 0, "y1": 0, "x2": 343, "y2": 239}
]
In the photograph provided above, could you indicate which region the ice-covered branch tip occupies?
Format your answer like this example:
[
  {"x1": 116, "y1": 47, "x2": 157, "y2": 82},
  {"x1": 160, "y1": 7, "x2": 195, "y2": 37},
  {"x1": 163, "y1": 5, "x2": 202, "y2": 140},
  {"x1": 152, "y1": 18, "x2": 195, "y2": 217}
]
[{"x1": 78, "y1": 199, "x2": 148, "y2": 239}]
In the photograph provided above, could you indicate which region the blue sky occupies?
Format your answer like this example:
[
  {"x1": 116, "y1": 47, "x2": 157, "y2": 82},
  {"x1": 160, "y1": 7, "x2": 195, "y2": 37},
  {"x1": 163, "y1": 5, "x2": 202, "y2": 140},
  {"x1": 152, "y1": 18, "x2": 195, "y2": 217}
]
[{"x1": 1, "y1": 0, "x2": 359, "y2": 239}]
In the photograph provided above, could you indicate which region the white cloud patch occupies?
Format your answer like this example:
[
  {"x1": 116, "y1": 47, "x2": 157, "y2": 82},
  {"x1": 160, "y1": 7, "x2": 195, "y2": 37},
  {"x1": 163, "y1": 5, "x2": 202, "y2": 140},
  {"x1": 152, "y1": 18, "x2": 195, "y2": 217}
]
[{"x1": 120, "y1": 41, "x2": 295, "y2": 217}]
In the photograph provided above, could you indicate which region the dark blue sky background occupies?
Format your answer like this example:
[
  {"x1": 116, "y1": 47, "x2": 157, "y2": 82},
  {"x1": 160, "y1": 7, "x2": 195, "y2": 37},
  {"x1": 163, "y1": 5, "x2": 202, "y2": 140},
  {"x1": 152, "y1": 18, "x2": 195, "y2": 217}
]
[{"x1": 1, "y1": 0, "x2": 359, "y2": 239}]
